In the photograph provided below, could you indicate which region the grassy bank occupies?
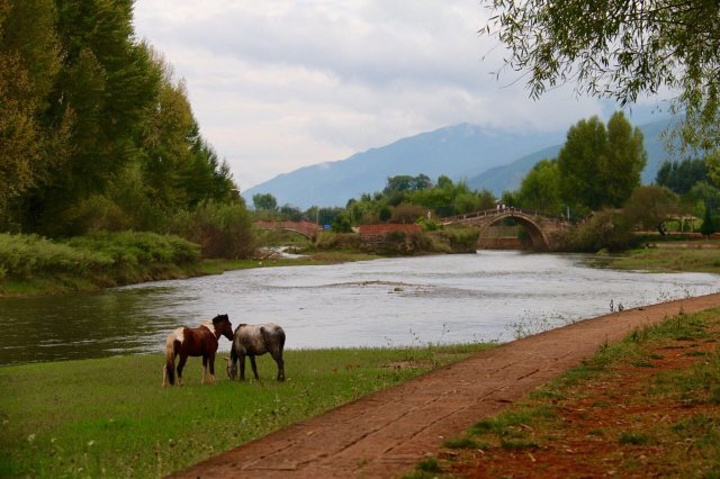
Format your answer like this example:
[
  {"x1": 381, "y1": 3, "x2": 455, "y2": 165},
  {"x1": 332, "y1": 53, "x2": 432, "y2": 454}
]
[
  {"x1": 0, "y1": 232, "x2": 380, "y2": 298},
  {"x1": 607, "y1": 242, "x2": 720, "y2": 274},
  {"x1": 0, "y1": 343, "x2": 491, "y2": 477},
  {"x1": 407, "y1": 308, "x2": 720, "y2": 478}
]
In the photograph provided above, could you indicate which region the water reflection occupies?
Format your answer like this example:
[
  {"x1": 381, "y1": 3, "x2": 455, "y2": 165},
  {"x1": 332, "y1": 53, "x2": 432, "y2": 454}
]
[{"x1": 0, "y1": 251, "x2": 717, "y2": 365}]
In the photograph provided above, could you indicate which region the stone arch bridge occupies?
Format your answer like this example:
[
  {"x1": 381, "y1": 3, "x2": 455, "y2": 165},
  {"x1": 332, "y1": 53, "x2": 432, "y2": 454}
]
[
  {"x1": 442, "y1": 208, "x2": 574, "y2": 251},
  {"x1": 253, "y1": 220, "x2": 321, "y2": 239}
]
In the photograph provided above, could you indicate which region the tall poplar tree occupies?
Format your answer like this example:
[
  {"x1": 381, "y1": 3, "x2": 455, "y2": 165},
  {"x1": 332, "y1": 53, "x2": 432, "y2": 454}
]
[{"x1": 557, "y1": 112, "x2": 646, "y2": 214}]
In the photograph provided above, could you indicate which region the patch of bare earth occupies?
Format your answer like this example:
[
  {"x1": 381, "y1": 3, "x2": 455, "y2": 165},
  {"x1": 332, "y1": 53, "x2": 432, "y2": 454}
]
[{"x1": 442, "y1": 330, "x2": 720, "y2": 478}]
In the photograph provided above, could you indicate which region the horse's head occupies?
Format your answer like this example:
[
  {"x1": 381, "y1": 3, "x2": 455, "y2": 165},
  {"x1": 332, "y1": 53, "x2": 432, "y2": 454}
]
[
  {"x1": 212, "y1": 314, "x2": 234, "y2": 341},
  {"x1": 224, "y1": 357, "x2": 237, "y2": 380}
]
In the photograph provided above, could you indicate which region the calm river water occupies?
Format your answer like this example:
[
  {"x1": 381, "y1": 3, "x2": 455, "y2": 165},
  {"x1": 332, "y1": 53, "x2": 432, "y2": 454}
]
[{"x1": 1, "y1": 251, "x2": 718, "y2": 366}]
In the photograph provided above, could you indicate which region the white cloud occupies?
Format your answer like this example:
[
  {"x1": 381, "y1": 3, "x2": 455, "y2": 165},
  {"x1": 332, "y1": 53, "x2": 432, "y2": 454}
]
[{"x1": 132, "y1": 0, "x2": 665, "y2": 190}]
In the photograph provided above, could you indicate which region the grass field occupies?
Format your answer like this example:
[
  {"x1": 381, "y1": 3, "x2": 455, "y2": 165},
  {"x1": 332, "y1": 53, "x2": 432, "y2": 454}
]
[
  {"x1": 609, "y1": 242, "x2": 720, "y2": 274},
  {"x1": 0, "y1": 343, "x2": 491, "y2": 477}
]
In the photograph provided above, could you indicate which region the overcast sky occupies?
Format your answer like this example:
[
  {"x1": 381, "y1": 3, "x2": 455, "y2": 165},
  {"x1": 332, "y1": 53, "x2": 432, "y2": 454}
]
[{"x1": 132, "y1": 1, "x2": 666, "y2": 191}]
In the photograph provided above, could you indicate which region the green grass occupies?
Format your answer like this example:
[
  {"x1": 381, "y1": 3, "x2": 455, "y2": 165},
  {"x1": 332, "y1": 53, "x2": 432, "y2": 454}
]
[
  {"x1": 0, "y1": 343, "x2": 491, "y2": 478},
  {"x1": 609, "y1": 246, "x2": 720, "y2": 273}
]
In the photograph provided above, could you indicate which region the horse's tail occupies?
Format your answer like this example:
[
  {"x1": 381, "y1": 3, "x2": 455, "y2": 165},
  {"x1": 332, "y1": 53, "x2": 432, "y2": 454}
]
[
  {"x1": 163, "y1": 333, "x2": 177, "y2": 386},
  {"x1": 276, "y1": 326, "x2": 286, "y2": 354}
]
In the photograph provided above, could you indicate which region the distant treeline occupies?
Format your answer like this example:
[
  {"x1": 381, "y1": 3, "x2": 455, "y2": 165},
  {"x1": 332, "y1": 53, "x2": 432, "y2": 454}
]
[{"x1": 0, "y1": 0, "x2": 250, "y2": 255}]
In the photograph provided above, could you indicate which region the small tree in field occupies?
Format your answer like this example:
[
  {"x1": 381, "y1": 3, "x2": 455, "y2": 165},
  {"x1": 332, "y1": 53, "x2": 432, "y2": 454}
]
[{"x1": 701, "y1": 207, "x2": 716, "y2": 236}]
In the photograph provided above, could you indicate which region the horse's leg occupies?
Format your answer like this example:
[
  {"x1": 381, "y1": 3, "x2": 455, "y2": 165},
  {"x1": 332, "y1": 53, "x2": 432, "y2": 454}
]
[
  {"x1": 229, "y1": 346, "x2": 238, "y2": 380},
  {"x1": 177, "y1": 353, "x2": 188, "y2": 387},
  {"x1": 208, "y1": 353, "x2": 216, "y2": 385},
  {"x1": 239, "y1": 352, "x2": 247, "y2": 381},
  {"x1": 250, "y1": 355, "x2": 259, "y2": 380},
  {"x1": 201, "y1": 356, "x2": 208, "y2": 385},
  {"x1": 272, "y1": 350, "x2": 285, "y2": 382}
]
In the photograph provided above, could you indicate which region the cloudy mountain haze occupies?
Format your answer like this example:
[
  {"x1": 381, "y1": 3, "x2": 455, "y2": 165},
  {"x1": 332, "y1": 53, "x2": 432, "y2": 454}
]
[{"x1": 131, "y1": 1, "x2": 669, "y2": 192}]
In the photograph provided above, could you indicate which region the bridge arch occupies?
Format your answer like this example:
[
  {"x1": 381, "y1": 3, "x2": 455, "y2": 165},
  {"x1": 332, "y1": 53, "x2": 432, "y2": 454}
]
[
  {"x1": 475, "y1": 212, "x2": 551, "y2": 251},
  {"x1": 441, "y1": 209, "x2": 567, "y2": 251},
  {"x1": 253, "y1": 220, "x2": 321, "y2": 240}
]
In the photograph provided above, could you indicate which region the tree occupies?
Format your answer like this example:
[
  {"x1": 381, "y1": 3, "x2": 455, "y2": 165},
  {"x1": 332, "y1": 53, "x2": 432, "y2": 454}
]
[
  {"x1": 253, "y1": 193, "x2": 278, "y2": 212},
  {"x1": 557, "y1": 112, "x2": 646, "y2": 214},
  {"x1": 656, "y1": 159, "x2": 709, "y2": 195},
  {"x1": 700, "y1": 207, "x2": 716, "y2": 236},
  {"x1": 516, "y1": 159, "x2": 562, "y2": 215},
  {"x1": 0, "y1": 0, "x2": 69, "y2": 230},
  {"x1": 482, "y1": 0, "x2": 720, "y2": 168},
  {"x1": 623, "y1": 186, "x2": 680, "y2": 232}
]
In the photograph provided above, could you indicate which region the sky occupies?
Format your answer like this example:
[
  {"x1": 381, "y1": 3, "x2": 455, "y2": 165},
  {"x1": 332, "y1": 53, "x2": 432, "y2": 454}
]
[{"x1": 132, "y1": 0, "x2": 667, "y2": 191}]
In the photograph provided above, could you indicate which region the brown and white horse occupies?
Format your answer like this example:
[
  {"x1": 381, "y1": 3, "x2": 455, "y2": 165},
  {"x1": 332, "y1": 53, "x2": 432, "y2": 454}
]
[{"x1": 162, "y1": 314, "x2": 233, "y2": 387}]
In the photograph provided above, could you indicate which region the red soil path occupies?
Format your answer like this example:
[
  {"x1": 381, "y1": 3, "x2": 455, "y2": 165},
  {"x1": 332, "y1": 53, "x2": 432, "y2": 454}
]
[{"x1": 170, "y1": 292, "x2": 720, "y2": 479}]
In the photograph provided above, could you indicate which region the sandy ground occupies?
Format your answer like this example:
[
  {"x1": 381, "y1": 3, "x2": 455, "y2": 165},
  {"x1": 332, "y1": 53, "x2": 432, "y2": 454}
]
[{"x1": 169, "y1": 292, "x2": 720, "y2": 479}]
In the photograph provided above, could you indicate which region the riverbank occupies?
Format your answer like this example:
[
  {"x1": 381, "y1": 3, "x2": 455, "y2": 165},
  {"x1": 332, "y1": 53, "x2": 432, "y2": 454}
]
[
  {"x1": 0, "y1": 343, "x2": 490, "y2": 478},
  {"x1": 0, "y1": 237, "x2": 378, "y2": 298},
  {"x1": 607, "y1": 240, "x2": 720, "y2": 274}
]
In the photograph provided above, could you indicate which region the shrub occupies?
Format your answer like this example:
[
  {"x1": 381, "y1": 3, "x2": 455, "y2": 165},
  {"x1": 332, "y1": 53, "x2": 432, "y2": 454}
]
[
  {"x1": 0, "y1": 233, "x2": 113, "y2": 279},
  {"x1": 65, "y1": 231, "x2": 200, "y2": 267},
  {"x1": 169, "y1": 201, "x2": 255, "y2": 259},
  {"x1": 558, "y1": 210, "x2": 639, "y2": 252}
]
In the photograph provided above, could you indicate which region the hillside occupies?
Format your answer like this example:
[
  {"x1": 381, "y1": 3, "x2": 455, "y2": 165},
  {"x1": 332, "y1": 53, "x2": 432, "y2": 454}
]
[
  {"x1": 244, "y1": 124, "x2": 564, "y2": 209},
  {"x1": 244, "y1": 119, "x2": 673, "y2": 208}
]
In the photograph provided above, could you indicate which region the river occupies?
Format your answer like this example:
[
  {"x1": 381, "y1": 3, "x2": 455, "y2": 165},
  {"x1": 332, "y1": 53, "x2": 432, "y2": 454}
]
[{"x1": 1, "y1": 251, "x2": 718, "y2": 366}]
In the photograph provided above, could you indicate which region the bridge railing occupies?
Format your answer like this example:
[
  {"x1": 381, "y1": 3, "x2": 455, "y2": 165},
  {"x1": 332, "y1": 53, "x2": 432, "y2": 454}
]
[{"x1": 442, "y1": 208, "x2": 573, "y2": 225}]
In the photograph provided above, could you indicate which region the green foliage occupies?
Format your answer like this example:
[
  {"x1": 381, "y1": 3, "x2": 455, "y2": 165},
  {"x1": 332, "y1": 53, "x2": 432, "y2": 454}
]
[
  {"x1": 559, "y1": 209, "x2": 638, "y2": 252},
  {"x1": 656, "y1": 159, "x2": 709, "y2": 195},
  {"x1": 383, "y1": 174, "x2": 433, "y2": 195},
  {"x1": 345, "y1": 174, "x2": 496, "y2": 225},
  {"x1": 0, "y1": 231, "x2": 200, "y2": 285},
  {"x1": 390, "y1": 202, "x2": 427, "y2": 224},
  {"x1": 429, "y1": 227, "x2": 480, "y2": 254},
  {"x1": 331, "y1": 214, "x2": 353, "y2": 233},
  {"x1": 0, "y1": 0, "x2": 69, "y2": 230},
  {"x1": 0, "y1": 233, "x2": 112, "y2": 279},
  {"x1": 623, "y1": 185, "x2": 680, "y2": 231},
  {"x1": 252, "y1": 193, "x2": 278, "y2": 212},
  {"x1": 66, "y1": 231, "x2": 200, "y2": 267},
  {"x1": 482, "y1": 0, "x2": 720, "y2": 169},
  {"x1": 516, "y1": 159, "x2": 562, "y2": 215},
  {"x1": 701, "y1": 207, "x2": 717, "y2": 236},
  {"x1": 0, "y1": 1, "x2": 240, "y2": 237},
  {"x1": 686, "y1": 182, "x2": 720, "y2": 219},
  {"x1": 557, "y1": 113, "x2": 646, "y2": 214},
  {"x1": 169, "y1": 201, "x2": 255, "y2": 259}
]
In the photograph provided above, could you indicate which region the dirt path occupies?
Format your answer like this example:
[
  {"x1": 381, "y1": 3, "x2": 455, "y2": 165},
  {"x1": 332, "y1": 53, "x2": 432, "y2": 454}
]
[{"x1": 170, "y1": 293, "x2": 720, "y2": 479}]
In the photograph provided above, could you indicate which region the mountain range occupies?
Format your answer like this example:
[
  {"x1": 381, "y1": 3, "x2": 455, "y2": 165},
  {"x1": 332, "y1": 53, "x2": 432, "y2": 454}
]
[{"x1": 244, "y1": 119, "x2": 673, "y2": 209}]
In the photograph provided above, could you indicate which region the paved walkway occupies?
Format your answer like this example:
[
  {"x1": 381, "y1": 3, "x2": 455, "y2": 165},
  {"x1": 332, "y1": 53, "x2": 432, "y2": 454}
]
[{"x1": 170, "y1": 293, "x2": 720, "y2": 478}]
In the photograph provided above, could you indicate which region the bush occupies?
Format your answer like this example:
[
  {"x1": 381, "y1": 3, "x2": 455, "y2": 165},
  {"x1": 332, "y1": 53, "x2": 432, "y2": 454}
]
[
  {"x1": 0, "y1": 233, "x2": 113, "y2": 279},
  {"x1": 169, "y1": 201, "x2": 255, "y2": 259},
  {"x1": 315, "y1": 232, "x2": 362, "y2": 251},
  {"x1": 66, "y1": 231, "x2": 200, "y2": 267},
  {"x1": 558, "y1": 210, "x2": 639, "y2": 252},
  {"x1": 429, "y1": 227, "x2": 479, "y2": 253}
]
